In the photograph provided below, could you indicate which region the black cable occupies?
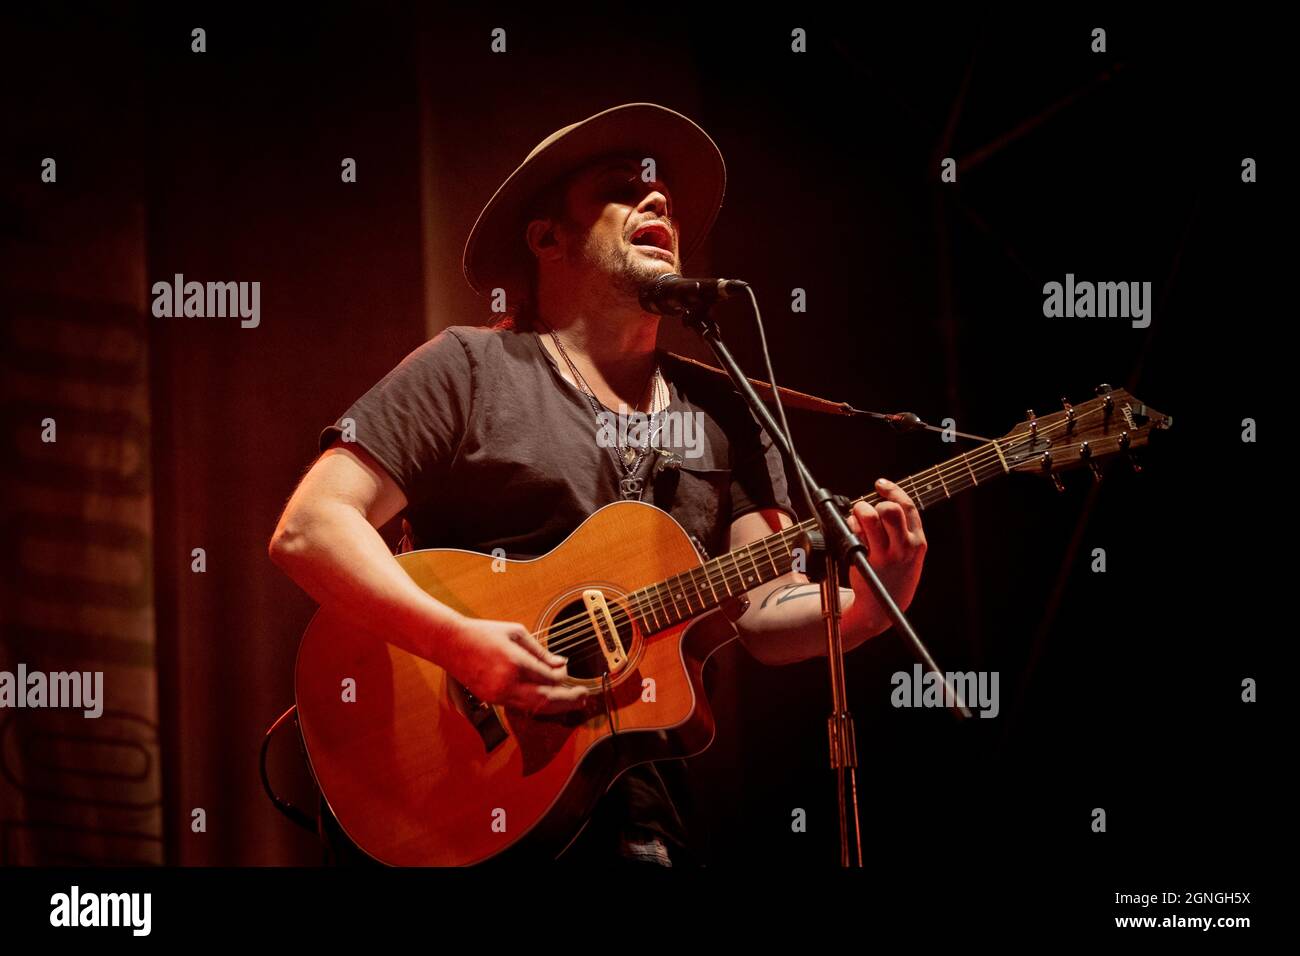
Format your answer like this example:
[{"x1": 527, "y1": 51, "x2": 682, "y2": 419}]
[
  {"x1": 259, "y1": 704, "x2": 318, "y2": 835},
  {"x1": 743, "y1": 286, "x2": 819, "y2": 522}
]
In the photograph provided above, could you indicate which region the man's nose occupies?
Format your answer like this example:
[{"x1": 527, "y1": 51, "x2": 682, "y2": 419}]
[{"x1": 638, "y1": 190, "x2": 670, "y2": 220}]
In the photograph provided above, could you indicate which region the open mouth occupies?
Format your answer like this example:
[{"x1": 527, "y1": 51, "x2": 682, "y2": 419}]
[{"x1": 628, "y1": 221, "x2": 674, "y2": 256}]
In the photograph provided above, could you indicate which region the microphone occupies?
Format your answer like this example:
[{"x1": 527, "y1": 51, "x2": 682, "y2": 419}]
[{"x1": 639, "y1": 274, "x2": 750, "y2": 316}]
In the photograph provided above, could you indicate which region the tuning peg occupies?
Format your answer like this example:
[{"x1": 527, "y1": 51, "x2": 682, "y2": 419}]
[
  {"x1": 1117, "y1": 430, "x2": 1142, "y2": 473},
  {"x1": 1079, "y1": 441, "x2": 1104, "y2": 482},
  {"x1": 1095, "y1": 384, "x2": 1114, "y2": 417},
  {"x1": 1061, "y1": 398, "x2": 1075, "y2": 432},
  {"x1": 1041, "y1": 451, "x2": 1064, "y2": 492},
  {"x1": 1026, "y1": 409, "x2": 1038, "y2": 441}
]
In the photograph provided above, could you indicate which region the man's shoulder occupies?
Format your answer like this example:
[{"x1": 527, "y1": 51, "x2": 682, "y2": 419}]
[
  {"x1": 425, "y1": 323, "x2": 493, "y2": 353},
  {"x1": 432, "y1": 323, "x2": 537, "y2": 362},
  {"x1": 437, "y1": 323, "x2": 500, "y2": 343},
  {"x1": 393, "y1": 323, "x2": 530, "y2": 373}
]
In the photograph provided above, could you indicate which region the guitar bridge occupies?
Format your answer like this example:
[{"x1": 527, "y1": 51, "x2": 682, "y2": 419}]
[{"x1": 582, "y1": 589, "x2": 627, "y2": 674}]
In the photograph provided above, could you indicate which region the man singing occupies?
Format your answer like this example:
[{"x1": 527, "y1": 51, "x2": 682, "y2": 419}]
[{"x1": 269, "y1": 103, "x2": 927, "y2": 866}]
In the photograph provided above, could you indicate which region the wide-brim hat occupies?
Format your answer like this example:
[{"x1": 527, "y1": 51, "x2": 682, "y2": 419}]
[{"x1": 462, "y1": 102, "x2": 726, "y2": 299}]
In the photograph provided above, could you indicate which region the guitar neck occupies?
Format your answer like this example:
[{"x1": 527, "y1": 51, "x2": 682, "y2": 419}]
[{"x1": 626, "y1": 438, "x2": 1012, "y2": 634}]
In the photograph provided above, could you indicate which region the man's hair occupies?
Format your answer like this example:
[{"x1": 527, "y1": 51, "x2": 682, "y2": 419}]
[{"x1": 488, "y1": 174, "x2": 573, "y2": 332}]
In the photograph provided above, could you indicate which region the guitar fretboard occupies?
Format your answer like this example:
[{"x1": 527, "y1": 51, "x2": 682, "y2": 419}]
[{"x1": 624, "y1": 438, "x2": 1010, "y2": 633}]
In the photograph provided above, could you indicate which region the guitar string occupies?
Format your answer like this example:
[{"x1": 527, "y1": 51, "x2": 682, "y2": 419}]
[
  {"x1": 537, "y1": 402, "x2": 1125, "y2": 657},
  {"x1": 539, "y1": 401, "x2": 1124, "y2": 658},
  {"x1": 532, "y1": 402, "x2": 1126, "y2": 657}
]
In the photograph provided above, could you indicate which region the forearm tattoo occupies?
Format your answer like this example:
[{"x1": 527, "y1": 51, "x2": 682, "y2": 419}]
[{"x1": 758, "y1": 583, "x2": 822, "y2": 609}]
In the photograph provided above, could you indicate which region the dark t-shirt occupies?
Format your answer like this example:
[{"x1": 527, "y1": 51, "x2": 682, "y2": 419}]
[{"x1": 319, "y1": 324, "x2": 794, "y2": 864}]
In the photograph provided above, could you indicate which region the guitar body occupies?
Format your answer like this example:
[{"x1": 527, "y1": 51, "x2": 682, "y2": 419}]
[{"x1": 294, "y1": 501, "x2": 739, "y2": 867}]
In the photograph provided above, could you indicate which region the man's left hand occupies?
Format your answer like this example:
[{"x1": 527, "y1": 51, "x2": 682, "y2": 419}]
[{"x1": 845, "y1": 478, "x2": 927, "y2": 621}]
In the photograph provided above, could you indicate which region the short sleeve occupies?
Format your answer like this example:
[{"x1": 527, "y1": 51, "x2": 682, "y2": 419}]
[
  {"x1": 318, "y1": 328, "x2": 473, "y2": 510},
  {"x1": 729, "y1": 418, "x2": 796, "y2": 522}
]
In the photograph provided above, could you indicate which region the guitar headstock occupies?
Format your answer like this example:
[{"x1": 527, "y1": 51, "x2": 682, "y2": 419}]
[{"x1": 996, "y1": 385, "x2": 1172, "y2": 486}]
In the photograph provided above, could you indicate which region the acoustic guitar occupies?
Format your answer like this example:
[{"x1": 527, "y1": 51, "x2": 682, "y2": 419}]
[{"x1": 295, "y1": 385, "x2": 1170, "y2": 865}]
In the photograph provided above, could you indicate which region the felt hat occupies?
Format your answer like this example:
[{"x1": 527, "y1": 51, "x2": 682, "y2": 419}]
[{"x1": 463, "y1": 102, "x2": 726, "y2": 298}]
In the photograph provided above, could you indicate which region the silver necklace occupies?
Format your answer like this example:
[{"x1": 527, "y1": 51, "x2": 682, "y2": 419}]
[{"x1": 539, "y1": 323, "x2": 666, "y2": 501}]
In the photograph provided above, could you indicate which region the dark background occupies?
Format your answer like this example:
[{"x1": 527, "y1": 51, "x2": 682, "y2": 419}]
[{"x1": 2, "y1": 3, "x2": 1280, "y2": 879}]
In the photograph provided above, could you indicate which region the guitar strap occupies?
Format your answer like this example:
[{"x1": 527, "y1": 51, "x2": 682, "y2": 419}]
[{"x1": 664, "y1": 351, "x2": 859, "y2": 417}]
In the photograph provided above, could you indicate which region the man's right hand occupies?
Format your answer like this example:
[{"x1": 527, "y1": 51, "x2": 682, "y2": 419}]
[{"x1": 451, "y1": 617, "x2": 591, "y2": 716}]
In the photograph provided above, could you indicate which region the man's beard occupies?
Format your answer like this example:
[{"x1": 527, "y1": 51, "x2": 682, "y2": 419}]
[{"x1": 578, "y1": 234, "x2": 673, "y2": 302}]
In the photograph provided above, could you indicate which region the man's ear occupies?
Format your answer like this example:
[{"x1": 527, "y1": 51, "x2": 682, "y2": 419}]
[{"x1": 525, "y1": 218, "x2": 564, "y2": 262}]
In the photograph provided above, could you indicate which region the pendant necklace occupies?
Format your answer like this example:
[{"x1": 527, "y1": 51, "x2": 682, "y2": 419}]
[{"x1": 538, "y1": 321, "x2": 666, "y2": 501}]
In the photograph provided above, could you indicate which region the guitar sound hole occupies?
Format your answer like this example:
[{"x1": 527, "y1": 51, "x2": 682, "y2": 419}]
[{"x1": 546, "y1": 597, "x2": 636, "y2": 681}]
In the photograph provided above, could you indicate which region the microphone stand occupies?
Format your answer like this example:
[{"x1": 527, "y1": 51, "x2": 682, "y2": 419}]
[{"x1": 678, "y1": 303, "x2": 973, "y2": 868}]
